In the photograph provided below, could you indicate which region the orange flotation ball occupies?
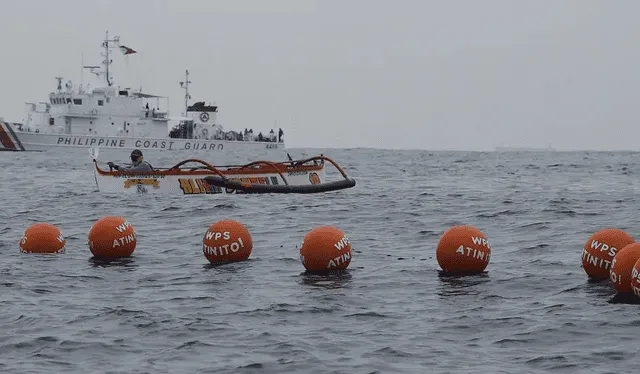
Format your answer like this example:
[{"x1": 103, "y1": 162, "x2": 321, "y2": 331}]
[
  {"x1": 299, "y1": 226, "x2": 352, "y2": 272},
  {"x1": 202, "y1": 220, "x2": 252, "y2": 264},
  {"x1": 88, "y1": 216, "x2": 137, "y2": 258},
  {"x1": 629, "y1": 258, "x2": 640, "y2": 297},
  {"x1": 436, "y1": 225, "x2": 490, "y2": 274},
  {"x1": 610, "y1": 242, "x2": 640, "y2": 293},
  {"x1": 19, "y1": 223, "x2": 66, "y2": 254},
  {"x1": 582, "y1": 228, "x2": 634, "y2": 280}
]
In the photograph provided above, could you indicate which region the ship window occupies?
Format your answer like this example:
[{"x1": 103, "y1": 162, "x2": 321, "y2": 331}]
[
  {"x1": 98, "y1": 100, "x2": 104, "y2": 106},
  {"x1": 66, "y1": 98, "x2": 71, "y2": 104},
  {"x1": 73, "y1": 98, "x2": 82, "y2": 105},
  {"x1": 49, "y1": 118, "x2": 54, "y2": 125}
]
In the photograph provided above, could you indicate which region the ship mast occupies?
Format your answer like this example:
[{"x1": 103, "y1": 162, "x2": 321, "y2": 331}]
[
  {"x1": 179, "y1": 69, "x2": 192, "y2": 116},
  {"x1": 94, "y1": 30, "x2": 120, "y2": 87}
]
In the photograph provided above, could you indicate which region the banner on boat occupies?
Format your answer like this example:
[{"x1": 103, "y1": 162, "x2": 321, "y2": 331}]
[
  {"x1": 179, "y1": 178, "x2": 222, "y2": 194},
  {"x1": 124, "y1": 178, "x2": 160, "y2": 189},
  {"x1": 179, "y1": 176, "x2": 278, "y2": 195},
  {"x1": 118, "y1": 176, "x2": 280, "y2": 195}
]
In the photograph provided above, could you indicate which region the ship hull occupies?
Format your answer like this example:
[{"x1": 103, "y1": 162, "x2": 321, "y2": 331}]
[{"x1": 0, "y1": 122, "x2": 284, "y2": 153}]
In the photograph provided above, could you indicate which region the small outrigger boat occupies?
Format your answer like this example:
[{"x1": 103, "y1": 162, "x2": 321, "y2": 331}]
[{"x1": 91, "y1": 149, "x2": 356, "y2": 195}]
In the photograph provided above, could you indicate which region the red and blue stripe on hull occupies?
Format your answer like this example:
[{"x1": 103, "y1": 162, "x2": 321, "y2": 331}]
[{"x1": 0, "y1": 122, "x2": 25, "y2": 151}]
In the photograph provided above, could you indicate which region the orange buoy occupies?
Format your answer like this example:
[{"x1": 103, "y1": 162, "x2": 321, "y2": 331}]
[
  {"x1": 202, "y1": 219, "x2": 252, "y2": 264},
  {"x1": 19, "y1": 223, "x2": 66, "y2": 254},
  {"x1": 436, "y1": 225, "x2": 490, "y2": 274},
  {"x1": 299, "y1": 226, "x2": 352, "y2": 272},
  {"x1": 88, "y1": 216, "x2": 137, "y2": 258},
  {"x1": 610, "y1": 242, "x2": 640, "y2": 293},
  {"x1": 582, "y1": 228, "x2": 634, "y2": 280},
  {"x1": 630, "y1": 258, "x2": 640, "y2": 297}
]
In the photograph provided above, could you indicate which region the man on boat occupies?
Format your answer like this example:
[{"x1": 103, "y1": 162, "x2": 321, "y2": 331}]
[{"x1": 107, "y1": 149, "x2": 153, "y2": 172}]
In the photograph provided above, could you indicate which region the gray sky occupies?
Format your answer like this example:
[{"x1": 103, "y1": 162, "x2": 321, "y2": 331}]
[{"x1": 1, "y1": 0, "x2": 639, "y2": 151}]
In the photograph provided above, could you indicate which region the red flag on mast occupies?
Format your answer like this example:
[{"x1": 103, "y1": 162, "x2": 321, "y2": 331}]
[{"x1": 119, "y1": 45, "x2": 137, "y2": 55}]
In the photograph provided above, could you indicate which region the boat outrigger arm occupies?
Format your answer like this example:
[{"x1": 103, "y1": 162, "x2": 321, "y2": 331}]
[{"x1": 203, "y1": 156, "x2": 356, "y2": 194}]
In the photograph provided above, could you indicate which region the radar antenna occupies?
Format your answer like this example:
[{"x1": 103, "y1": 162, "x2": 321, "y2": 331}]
[{"x1": 82, "y1": 31, "x2": 121, "y2": 87}]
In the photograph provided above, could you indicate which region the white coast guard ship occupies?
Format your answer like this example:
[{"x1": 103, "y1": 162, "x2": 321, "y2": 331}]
[{"x1": 0, "y1": 32, "x2": 285, "y2": 153}]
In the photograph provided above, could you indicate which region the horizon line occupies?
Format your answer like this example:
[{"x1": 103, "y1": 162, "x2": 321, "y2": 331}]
[{"x1": 284, "y1": 145, "x2": 640, "y2": 153}]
